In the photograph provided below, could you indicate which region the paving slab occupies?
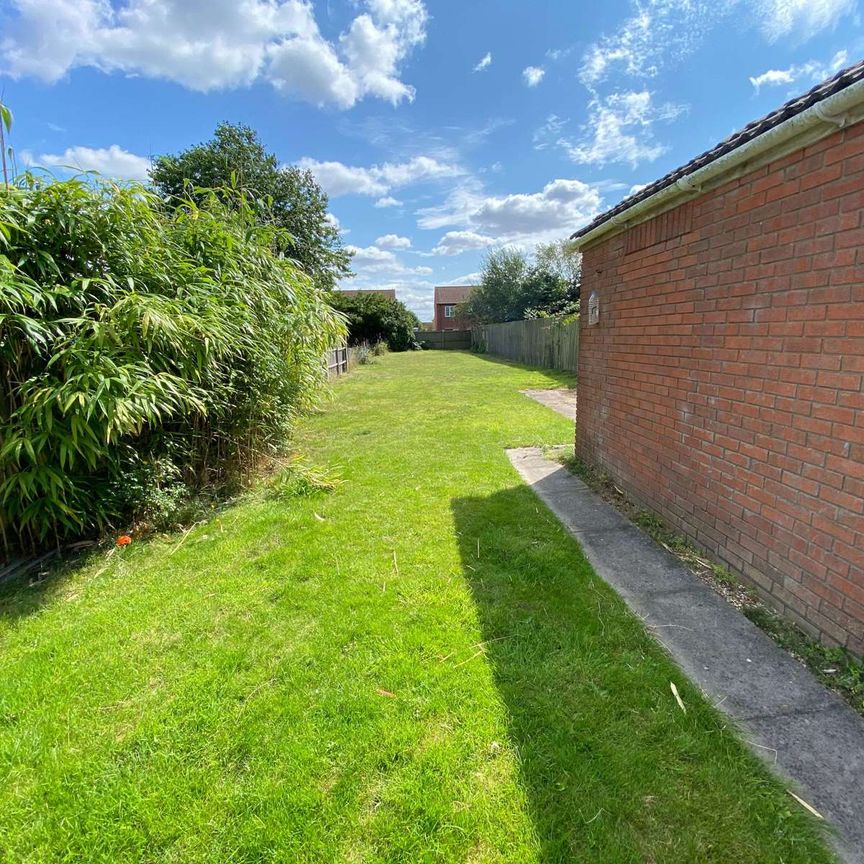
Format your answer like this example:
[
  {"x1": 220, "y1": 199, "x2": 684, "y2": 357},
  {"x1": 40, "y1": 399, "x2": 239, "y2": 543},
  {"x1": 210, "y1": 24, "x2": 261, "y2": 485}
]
[
  {"x1": 521, "y1": 388, "x2": 577, "y2": 420},
  {"x1": 508, "y1": 446, "x2": 864, "y2": 864}
]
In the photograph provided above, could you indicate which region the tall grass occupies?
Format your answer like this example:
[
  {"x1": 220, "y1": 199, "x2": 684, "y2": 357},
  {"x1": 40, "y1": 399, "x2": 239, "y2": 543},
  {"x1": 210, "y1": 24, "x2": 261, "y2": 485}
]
[{"x1": 0, "y1": 174, "x2": 344, "y2": 556}]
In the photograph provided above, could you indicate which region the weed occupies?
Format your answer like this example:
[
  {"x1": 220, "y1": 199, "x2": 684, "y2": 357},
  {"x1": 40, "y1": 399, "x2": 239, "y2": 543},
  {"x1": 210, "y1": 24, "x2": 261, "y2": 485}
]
[{"x1": 557, "y1": 450, "x2": 864, "y2": 718}]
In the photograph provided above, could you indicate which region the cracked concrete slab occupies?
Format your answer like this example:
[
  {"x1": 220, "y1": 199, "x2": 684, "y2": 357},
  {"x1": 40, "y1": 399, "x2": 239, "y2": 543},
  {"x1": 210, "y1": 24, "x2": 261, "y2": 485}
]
[{"x1": 508, "y1": 445, "x2": 864, "y2": 864}]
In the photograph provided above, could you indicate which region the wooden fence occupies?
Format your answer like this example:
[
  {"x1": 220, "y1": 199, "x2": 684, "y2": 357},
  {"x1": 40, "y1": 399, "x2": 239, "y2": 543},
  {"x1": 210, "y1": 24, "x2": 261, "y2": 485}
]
[
  {"x1": 418, "y1": 330, "x2": 472, "y2": 350},
  {"x1": 472, "y1": 319, "x2": 579, "y2": 372},
  {"x1": 326, "y1": 344, "x2": 349, "y2": 378}
]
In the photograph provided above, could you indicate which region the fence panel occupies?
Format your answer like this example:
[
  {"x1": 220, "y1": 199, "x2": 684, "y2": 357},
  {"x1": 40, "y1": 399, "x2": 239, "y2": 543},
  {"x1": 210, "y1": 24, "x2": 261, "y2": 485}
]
[
  {"x1": 472, "y1": 319, "x2": 579, "y2": 372},
  {"x1": 418, "y1": 330, "x2": 472, "y2": 350},
  {"x1": 326, "y1": 344, "x2": 349, "y2": 378}
]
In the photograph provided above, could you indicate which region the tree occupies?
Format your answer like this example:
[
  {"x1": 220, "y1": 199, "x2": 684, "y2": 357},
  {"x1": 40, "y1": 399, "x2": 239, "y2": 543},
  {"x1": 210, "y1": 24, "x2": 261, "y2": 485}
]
[
  {"x1": 460, "y1": 248, "x2": 528, "y2": 323},
  {"x1": 150, "y1": 123, "x2": 351, "y2": 291},
  {"x1": 460, "y1": 241, "x2": 582, "y2": 323},
  {"x1": 535, "y1": 241, "x2": 581, "y2": 297},
  {"x1": 328, "y1": 293, "x2": 421, "y2": 352},
  {"x1": 524, "y1": 240, "x2": 582, "y2": 319}
]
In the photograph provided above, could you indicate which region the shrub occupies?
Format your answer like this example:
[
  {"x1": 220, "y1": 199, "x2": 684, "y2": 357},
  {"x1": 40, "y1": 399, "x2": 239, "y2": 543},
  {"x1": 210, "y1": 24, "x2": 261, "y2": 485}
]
[
  {"x1": 327, "y1": 292, "x2": 420, "y2": 351},
  {"x1": 349, "y1": 343, "x2": 372, "y2": 367},
  {"x1": 0, "y1": 174, "x2": 344, "y2": 555}
]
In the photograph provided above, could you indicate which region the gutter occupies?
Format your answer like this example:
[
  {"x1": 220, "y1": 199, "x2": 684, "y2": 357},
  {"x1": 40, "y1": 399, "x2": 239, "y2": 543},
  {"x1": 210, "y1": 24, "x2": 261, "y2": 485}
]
[{"x1": 571, "y1": 76, "x2": 864, "y2": 251}]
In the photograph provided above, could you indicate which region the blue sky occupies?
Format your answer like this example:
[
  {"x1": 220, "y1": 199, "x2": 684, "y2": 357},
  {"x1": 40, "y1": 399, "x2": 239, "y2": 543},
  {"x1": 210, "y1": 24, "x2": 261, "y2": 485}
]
[{"x1": 1, "y1": 0, "x2": 862, "y2": 320}]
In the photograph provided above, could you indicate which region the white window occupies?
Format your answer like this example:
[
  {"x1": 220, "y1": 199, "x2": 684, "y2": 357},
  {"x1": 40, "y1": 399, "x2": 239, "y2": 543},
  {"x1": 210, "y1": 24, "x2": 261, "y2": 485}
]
[{"x1": 444, "y1": 304, "x2": 455, "y2": 318}]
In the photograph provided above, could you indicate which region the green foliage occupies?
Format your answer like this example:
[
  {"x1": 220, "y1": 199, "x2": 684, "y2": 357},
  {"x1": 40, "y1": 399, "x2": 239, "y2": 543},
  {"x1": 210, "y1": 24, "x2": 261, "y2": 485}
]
[
  {"x1": 0, "y1": 353, "x2": 833, "y2": 862},
  {"x1": 0, "y1": 174, "x2": 344, "y2": 554},
  {"x1": 264, "y1": 457, "x2": 341, "y2": 501},
  {"x1": 150, "y1": 123, "x2": 352, "y2": 292},
  {"x1": 0, "y1": 101, "x2": 11, "y2": 134},
  {"x1": 745, "y1": 604, "x2": 864, "y2": 714},
  {"x1": 0, "y1": 98, "x2": 12, "y2": 189},
  {"x1": 460, "y1": 247, "x2": 527, "y2": 323},
  {"x1": 462, "y1": 241, "x2": 582, "y2": 323},
  {"x1": 327, "y1": 291, "x2": 420, "y2": 352},
  {"x1": 350, "y1": 342, "x2": 372, "y2": 367}
]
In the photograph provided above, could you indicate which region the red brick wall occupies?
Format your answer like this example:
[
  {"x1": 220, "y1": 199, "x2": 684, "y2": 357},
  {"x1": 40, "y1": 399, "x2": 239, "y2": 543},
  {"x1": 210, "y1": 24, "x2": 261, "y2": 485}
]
[
  {"x1": 434, "y1": 304, "x2": 469, "y2": 331},
  {"x1": 577, "y1": 121, "x2": 864, "y2": 653}
]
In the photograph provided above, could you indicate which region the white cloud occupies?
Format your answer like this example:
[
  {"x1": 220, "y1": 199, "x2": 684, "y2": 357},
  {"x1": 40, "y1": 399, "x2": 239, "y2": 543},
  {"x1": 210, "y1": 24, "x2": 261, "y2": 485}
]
[
  {"x1": 297, "y1": 159, "x2": 388, "y2": 197},
  {"x1": 338, "y1": 277, "x2": 436, "y2": 319},
  {"x1": 298, "y1": 155, "x2": 462, "y2": 198},
  {"x1": 347, "y1": 243, "x2": 431, "y2": 276},
  {"x1": 757, "y1": 0, "x2": 855, "y2": 41},
  {"x1": 347, "y1": 244, "x2": 400, "y2": 270},
  {"x1": 445, "y1": 272, "x2": 481, "y2": 286},
  {"x1": 375, "y1": 233, "x2": 412, "y2": 249},
  {"x1": 533, "y1": 114, "x2": 568, "y2": 150},
  {"x1": 561, "y1": 91, "x2": 685, "y2": 167},
  {"x1": 0, "y1": 0, "x2": 428, "y2": 109},
  {"x1": 374, "y1": 196, "x2": 403, "y2": 208},
  {"x1": 749, "y1": 67, "x2": 797, "y2": 90},
  {"x1": 523, "y1": 66, "x2": 545, "y2": 87},
  {"x1": 472, "y1": 179, "x2": 601, "y2": 236},
  {"x1": 377, "y1": 156, "x2": 462, "y2": 187},
  {"x1": 473, "y1": 52, "x2": 492, "y2": 72},
  {"x1": 382, "y1": 281, "x2": 439, "y2": 317},
  {"x1": 29, "y1": 144, "x2": 151, "y2": 180},
  {"x1": 325, "y1": 212, "x2": 349, "y2": 234},
  {"x1": 417, "y1": 176, "x2": 603, "y2": 247},
  {"x1": 749, "y1": 49, "x2": 848, "y2": 91},
  {"x1": 268, "y1": 35, "x2": 360, "y2": 108},
  {"x1": 579, "y1": 1, "x2": 712, "y2": 86},
  {"x1": 578, "y1": 0, "x2": 855, "y2": 88},
  {"x1": 341, "y1": 241, "x2": 435, "y2": 317},
  {"x1": 432, "y1": 231, "x2": 496, "y2": 255}
]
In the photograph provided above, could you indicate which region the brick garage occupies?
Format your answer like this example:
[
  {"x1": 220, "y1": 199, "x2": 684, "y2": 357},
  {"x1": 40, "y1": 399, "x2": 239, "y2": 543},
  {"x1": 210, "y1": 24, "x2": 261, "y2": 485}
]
[{"x1": 572, "y1": 62, "x2": 864, "y2": 653}]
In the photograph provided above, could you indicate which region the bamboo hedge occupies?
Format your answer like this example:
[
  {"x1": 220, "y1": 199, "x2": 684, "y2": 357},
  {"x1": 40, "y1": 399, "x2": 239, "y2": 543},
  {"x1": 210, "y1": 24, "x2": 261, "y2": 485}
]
[{"x1": 0, "y1": 174, "x2": 345, "y2": 556}]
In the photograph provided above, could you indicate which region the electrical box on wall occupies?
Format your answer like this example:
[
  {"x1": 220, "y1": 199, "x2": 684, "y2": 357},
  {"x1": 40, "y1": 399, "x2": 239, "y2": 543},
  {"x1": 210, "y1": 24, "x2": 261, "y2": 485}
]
[{"x1": 588, "y1": 291, "x2": 599, "y2": 325}]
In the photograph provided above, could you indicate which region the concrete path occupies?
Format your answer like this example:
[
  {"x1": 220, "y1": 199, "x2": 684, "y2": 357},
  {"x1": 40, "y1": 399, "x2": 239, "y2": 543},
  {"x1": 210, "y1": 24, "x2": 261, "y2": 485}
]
[
  {"x1": 508, "y1": 446, "x2": 864, "y2": 864},
  {"x1": 521, "y1": 388, "x2": 577, "y2": 420}
]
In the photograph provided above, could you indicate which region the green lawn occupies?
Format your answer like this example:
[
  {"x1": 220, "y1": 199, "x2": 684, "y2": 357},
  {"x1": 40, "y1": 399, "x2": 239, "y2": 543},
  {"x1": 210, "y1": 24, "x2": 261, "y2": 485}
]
[{"x1": 0, "y1": 351, "x2": 833, "y2": 863}]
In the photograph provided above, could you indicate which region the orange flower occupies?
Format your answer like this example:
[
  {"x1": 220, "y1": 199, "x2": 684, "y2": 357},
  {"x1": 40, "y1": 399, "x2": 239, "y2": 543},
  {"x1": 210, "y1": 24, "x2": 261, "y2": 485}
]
[{"x1": 116, "y1": 535, "x2": 132, "y2": 546}]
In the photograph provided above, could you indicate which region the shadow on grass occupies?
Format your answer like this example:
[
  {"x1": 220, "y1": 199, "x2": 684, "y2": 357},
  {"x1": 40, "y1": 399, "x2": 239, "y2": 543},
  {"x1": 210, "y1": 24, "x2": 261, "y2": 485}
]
[
  {"x1": 452, "y1": 486, "x2": 634, "y2": 862},
  {"x1": 466, "y1": 352, "x2": 578, "y2": 388},
  {"x1": 450, "y1": 485, "x2": 832, "y2": 864},
  {"x1": 0, "y1": 547, "x2": 102, "y2": 623}
]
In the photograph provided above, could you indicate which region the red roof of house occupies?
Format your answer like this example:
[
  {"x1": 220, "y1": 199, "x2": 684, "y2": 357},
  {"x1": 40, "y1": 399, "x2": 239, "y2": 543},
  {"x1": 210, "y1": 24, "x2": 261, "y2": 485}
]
[{"x1": 434, "y1": 285, "x2": 474, "y2": 305}]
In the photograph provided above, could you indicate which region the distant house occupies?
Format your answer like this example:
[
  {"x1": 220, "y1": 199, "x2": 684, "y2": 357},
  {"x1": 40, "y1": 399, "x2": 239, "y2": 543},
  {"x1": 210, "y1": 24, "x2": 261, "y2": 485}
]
[
  {"x1": 338, "y1": 288, "x2": 398, "y2": 302},
  {"x1": 433, "y1": 285, "x2": 474, "y2": 330}
]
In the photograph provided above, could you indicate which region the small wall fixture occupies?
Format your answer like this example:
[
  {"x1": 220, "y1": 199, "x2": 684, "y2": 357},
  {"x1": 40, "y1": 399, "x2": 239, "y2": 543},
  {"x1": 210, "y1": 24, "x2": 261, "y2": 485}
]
[{"x1": 588, "y1": 291, "x2": 600, "y2": 326}]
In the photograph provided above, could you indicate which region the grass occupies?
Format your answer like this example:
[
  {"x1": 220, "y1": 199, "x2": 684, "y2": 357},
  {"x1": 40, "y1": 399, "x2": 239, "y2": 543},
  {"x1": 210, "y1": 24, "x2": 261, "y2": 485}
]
[
  {"x1": 0, "y1": 351, "x2": 834, "y2": 863},
  {"x1": 558, "y1": 451, "x2": 864, "y2": 718}
]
